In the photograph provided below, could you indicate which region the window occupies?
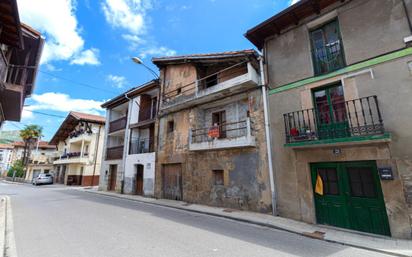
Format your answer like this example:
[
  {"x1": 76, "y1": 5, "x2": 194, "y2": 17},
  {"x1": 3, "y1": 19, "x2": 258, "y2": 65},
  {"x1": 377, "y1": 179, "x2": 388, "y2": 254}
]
[
  {"x1": 212, "y1": 111, "x2": 226, "y2": 138},
  {"x1": 212, "y1": 170, "x2": 224, "y2": 186},
  {"x1": 167, "y1": 120, "x2": 174, "y2": 133},
  {"x1": 347, "y1": 167, "x2": 377, "y2": 198},
  {"x1": 310, "y1": 19, "x2": 345, "y2": 75},
  {"x1": 317, "y1": 168, "x2": 339, "y2": 195},
  {"x1": 44, "y1": 169, "x2": 50, "y2": 174}
]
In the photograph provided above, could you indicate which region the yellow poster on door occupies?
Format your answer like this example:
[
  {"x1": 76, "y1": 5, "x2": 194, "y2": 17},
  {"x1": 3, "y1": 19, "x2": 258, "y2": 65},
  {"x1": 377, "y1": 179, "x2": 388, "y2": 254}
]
[{"x1": 315, "y1": 173, "x2": 324, "y2": 195}]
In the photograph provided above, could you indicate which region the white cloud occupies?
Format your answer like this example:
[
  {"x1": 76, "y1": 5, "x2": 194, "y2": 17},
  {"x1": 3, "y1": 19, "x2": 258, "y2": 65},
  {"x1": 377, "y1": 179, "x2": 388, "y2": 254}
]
[
  {"x1": 70, "y1": 48, "x2": 100, "y2": 65},
  {"x1": 27, "y1": 92, "x2": 104, "y2": 115},
  {"x1": 102, "y1": 0, "x2": 152, "y2": 35},
  {"x1": 107, "y1": 74, "x2": 128, "y2": 89},
  {"x1": 17, "y1": 0, "x2": 100, "y2": 65},
  {"x1": 139, "y1": 46, "x2": 177, "y2": 59},
  {"x1": 289, "y1": 0, "x2": 300, "y2": 5},
  {"x1": 101, "y1": 0, "x2": 176, "y2": 59}
]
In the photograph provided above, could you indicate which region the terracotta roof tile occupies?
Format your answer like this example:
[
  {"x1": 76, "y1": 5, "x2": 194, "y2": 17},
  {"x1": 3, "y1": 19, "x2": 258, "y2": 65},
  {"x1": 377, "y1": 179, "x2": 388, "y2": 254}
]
[
  {"x1": 70, "y1": 111, "x2": 106, "y2": 123},
  {"x1": 0, "y1": 144, "x2": 14, "y2": 149}
]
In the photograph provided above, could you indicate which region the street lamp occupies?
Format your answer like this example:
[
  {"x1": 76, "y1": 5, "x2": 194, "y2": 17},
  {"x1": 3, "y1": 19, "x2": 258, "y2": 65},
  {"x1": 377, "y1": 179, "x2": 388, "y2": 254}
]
[{"x1": 131, "y1": 57, "x2": 159, "y2": 79}]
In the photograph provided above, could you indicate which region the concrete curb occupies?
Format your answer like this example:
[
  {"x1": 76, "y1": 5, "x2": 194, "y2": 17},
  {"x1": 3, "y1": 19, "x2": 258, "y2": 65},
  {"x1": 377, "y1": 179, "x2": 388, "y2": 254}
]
[
  {"x1": 0, "y1": 197, "x2": 6, "y2": 257},
  {"x1": 81, "y1": 189, "x2": 410, "y2": 257}
]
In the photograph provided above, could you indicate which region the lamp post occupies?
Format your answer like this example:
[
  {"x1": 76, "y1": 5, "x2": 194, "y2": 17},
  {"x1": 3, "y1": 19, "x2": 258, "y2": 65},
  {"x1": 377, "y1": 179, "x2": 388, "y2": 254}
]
[{"x1": 131, "y1": 57, "x2": 159, "y2": 79}]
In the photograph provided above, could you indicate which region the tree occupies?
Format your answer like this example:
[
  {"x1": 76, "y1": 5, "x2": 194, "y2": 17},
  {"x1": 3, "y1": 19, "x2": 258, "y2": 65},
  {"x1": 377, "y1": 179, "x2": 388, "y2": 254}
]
[
  {"x1": 7, "y1": 160, "x2": 24, "y2": 178},
  {"x1": 19, "y1": 125, "x2": 43, "y2": 180}
]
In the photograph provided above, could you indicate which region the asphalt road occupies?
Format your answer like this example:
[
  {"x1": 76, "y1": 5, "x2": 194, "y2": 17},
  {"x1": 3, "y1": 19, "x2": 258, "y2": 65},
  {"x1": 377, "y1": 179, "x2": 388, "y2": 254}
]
[{"x1": 0, "y1": 181, "x2": 393, "y2": 257}]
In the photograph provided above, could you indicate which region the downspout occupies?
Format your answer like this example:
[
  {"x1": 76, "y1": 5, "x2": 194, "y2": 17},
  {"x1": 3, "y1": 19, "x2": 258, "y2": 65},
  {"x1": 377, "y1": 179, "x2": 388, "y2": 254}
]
[
  {"x1": 402, "y1": 0, "x2": 412, "y2": 34},
  {"x1": 259, "y1": 50, "x2": 278, "y2": 216},
  {"x1": 91, "y1": 125, "x2": 102, "y2": 186},
  {"x1": 121, "y1": 93, "x2": 136, "y2": 194}
]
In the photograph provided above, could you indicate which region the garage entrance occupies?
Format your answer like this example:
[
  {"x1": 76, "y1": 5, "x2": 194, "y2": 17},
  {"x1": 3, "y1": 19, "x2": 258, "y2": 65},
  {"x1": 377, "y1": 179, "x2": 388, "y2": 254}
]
[{"x1": 311, "y1": 161, "x2": 390, "y2": 236}]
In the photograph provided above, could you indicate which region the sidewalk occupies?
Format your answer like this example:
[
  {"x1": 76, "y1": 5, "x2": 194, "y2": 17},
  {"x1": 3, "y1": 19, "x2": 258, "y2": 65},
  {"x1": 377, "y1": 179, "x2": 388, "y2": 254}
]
[{"x1": 78, "y1": 188, "x2": 412, "y2": 257}]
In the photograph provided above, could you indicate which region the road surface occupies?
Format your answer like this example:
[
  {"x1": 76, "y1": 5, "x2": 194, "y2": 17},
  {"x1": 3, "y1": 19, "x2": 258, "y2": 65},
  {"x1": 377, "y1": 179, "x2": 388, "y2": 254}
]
[{"x1": 0, "y1": 181, "x2": 392, "y2": 257}]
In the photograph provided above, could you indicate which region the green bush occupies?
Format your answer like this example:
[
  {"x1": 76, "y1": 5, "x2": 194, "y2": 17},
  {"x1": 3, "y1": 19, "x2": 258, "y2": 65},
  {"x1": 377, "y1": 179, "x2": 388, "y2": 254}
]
[{"x1": 7, "y1": 160, "x2": 24, "y2": 178}]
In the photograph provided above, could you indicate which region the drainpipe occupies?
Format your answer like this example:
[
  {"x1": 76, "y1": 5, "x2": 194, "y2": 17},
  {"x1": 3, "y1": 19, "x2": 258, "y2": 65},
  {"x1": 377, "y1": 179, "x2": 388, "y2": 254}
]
[
  {"x1": 259, "y1": 51, "x2": 278, "y2": 216},
  {"x1": 91, "y1": 125, "x2": 102, "y2": 186},
  {"x1": 402, "y1": 0, "x2": 412, "y2": 34},
  {"x1": 121, "y1": 93, "x2": 138, "y2": 194}
]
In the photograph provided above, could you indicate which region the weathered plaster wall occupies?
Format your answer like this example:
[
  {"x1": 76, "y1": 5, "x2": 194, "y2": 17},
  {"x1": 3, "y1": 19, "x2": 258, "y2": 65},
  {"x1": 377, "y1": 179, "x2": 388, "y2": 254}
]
[
  {"x1": 265, "y1": 0, "x2": 412, "y2": 88},
  {"x1": 267, "y1": 56, "x2": 412, "y2": 238},
  {"x1": 156, "y1": 87, "x2": 272, "y2": 212}
]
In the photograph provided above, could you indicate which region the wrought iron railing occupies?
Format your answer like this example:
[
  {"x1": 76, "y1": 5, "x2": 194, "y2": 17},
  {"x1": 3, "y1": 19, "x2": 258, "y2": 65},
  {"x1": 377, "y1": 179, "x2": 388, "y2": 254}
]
[
  {"x1": 60, "y1": 152, "x2": 81, "y2": 159},
  {"x1": 106, "y1": 145, "x2": 124, "y2": 160},
  {"x1": 283, "y1": 95, "x2": 384, "y2": 144},
  {"x1": 129, "y1": 138, "x2": 154, "y2": 154},
  {"x1": 162, "y1": 61, "x2": 248, "y2": 104},
  {"x1": 109, "y1": 116, "x2": 127, "y2": 133},
  {"x1": 312, "y1": 41, "x2": 345, "y2": 75},
  {"x1": 191, "y1": 119, "x2": 250, "y2": 144}
]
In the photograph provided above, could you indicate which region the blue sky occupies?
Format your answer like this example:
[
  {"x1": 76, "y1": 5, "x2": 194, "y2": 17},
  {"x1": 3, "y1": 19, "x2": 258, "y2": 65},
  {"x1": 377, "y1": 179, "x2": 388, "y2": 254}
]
[{"x1": 4, "y1": 0, "x2": 295, "y2": 140}]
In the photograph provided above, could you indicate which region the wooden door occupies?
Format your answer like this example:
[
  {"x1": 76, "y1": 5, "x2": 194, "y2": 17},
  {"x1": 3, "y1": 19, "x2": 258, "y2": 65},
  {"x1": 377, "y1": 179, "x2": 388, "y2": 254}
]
[
  {"x1": 108, "y1": 165, "x2": 117, "y2": 191},
  {"x1": 311, "y1": 161, "x2": 390, "y2": 236},
  {"x1": 162, "y1": 164, "x2": 182, "y2": 200},
  {"x1": 135, "y1": 165, "x2": 144, "y2": 195}
]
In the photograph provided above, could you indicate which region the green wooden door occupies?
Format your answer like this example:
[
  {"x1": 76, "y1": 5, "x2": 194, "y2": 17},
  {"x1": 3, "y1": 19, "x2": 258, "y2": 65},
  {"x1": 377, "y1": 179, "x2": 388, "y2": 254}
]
[
  {"x1": 313, "y1": 84, "x2": 349, "y2": 139},
  {"x1": 311, "y1": 161, "x2": 390, "y2": 236}
]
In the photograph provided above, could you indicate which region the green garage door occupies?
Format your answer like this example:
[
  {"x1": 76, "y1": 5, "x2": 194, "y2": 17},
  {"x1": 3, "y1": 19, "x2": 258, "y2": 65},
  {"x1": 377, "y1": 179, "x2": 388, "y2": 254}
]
[{"x1": 311, "y1": 161, "x2": 390, "y2": 236}]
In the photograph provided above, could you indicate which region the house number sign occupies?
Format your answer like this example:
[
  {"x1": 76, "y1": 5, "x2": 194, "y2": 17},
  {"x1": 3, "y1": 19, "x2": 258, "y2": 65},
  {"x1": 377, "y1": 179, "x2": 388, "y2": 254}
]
[{"x1": 378, "y1": 167, "x2": 394, "y2": 180}]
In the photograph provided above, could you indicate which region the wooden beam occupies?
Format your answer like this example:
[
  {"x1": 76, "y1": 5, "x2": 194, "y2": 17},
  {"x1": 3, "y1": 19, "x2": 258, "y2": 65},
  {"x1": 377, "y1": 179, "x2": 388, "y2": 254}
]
[
  {"x1": 311, "y1": 0, "x2": 321, "y2": 14},
  {"x1": 290, "y1": 11, "x2": 300, "y2": 25}
]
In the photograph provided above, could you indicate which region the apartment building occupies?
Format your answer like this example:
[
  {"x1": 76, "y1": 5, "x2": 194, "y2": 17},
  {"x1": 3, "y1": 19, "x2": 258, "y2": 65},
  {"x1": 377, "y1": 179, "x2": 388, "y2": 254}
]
[
  {"x1": 50, "y1": 111, "x2": 105, "y2": 186},
  {"x1": 0, "y1": 0, "x2": 44, "y2": 126},
  {"x1": 152, "y1": 50, "x2": 273, "y2": 212},
  {"x1": 246, "y1": 0, "x2": 412, "y2": 238},
  {"x1": 10, "y1": 141, "x2": 56, "y2": 181},
  {"x1": 99, "y1": 80, "x2": 159, "y2": 196}
]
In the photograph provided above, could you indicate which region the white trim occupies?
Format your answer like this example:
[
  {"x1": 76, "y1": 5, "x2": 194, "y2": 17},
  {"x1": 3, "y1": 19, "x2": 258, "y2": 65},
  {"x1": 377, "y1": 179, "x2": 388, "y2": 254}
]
[{"x1": 306, "y1": 10, "x2": 338, "y2": 29}]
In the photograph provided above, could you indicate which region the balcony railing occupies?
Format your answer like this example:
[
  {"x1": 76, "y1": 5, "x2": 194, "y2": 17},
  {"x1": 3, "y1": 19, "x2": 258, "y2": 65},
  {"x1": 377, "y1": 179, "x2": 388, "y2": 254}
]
[
  {"x1": 283, "y1": 96, "x2": 385, "y2": 144},
  {"x1": 106, "y1": 145, "x2": 124, "y2": 160},
  {"x1": 60, "y1": 152, "x2": 81, "y2": 159},
  {"x1": 161, "y1": 62, "x2": 259, "y2": 111},
  {"x1": 189, "y1": 118, "x2": 255, "y2": 150},
  {"x1": 129, "y1": 138, "x2": 154, "y2": 154},
  {"x1": 5, "y1": 64, "x2": 36, "y2": 86},
  {"x1": 138, "y1": 107, "x2": 156, "y2": 122},
  {"x1": 109, "y1": 116, "x2": 127, "y2": 133},
  {"x1": 312, "y1": 41, "x2": 345, "y2": 75}
]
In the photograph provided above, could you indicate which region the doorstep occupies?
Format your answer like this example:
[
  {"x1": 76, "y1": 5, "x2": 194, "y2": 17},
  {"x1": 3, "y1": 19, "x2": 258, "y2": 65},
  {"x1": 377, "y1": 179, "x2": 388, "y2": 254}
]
[{"x1": 79, "y1": 188, "x2": 412, "y2": 257}]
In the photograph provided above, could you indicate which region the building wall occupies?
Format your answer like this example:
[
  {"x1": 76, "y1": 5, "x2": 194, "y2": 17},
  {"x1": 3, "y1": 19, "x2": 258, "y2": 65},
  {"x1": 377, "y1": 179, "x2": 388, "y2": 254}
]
[
  {"x1": 265, "y1": 0, "x2": 412, "y2": 88},
  {"x1": 53, "y1": 122, "x2": 104, "y2": 186},
  {"x1": 124, "y1": 152, "x2": 155, "y2": 196},
  {"x1": 267, "y1": 55, "x2": 412, "y2": 238},
  {"x1": 156, "y1": 87, "x2": 272, "y2": 212}
]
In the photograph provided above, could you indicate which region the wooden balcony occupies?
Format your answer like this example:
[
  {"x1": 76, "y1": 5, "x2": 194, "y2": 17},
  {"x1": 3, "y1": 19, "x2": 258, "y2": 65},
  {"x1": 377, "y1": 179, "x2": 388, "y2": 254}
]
[
  {"x1": 106, "y1": 145, "x2": 124, "y2": 160},
  {"x1": 161, "y1": 62, "x2": 260, "y2": 113},
  {"x1": 109, "y1": 116, "x2": 127, "y2": 134}
]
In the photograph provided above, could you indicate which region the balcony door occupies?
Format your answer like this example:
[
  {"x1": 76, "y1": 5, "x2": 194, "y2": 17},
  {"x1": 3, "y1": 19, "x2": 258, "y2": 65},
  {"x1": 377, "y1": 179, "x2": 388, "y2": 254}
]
[
  {"x1": 313, "y1": 84, "x2": 349, "y2": 139},
  {"x1": 212, "y1": 111, "x2": 226, "y2": 138}
]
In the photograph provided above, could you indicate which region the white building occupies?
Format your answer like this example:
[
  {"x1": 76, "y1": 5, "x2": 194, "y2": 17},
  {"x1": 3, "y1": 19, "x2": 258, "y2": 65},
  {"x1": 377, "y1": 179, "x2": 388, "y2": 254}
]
[
  {"x1": 99, "y1": 80, "x2": 159, "y2": 196},
  {"x1": 0, "y1": 144, "x2": 14, "y2": 175}
]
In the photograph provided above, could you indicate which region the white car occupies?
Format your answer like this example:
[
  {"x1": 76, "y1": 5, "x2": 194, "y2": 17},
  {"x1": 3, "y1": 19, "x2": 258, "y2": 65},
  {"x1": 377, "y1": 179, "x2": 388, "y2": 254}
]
[{"x1": 33, "y1": 173, "x2": 53, "y2": 186}]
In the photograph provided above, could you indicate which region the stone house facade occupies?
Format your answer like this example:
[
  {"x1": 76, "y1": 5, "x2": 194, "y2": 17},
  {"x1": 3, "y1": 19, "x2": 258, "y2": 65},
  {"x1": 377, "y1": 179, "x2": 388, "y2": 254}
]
[
  {"x1": 246, "y1": 0, "x2": 412, "y2": 238},
  {"x1": 99, "y1": 80, "x2": 159, "y2": 196},
  {"x1": 152, "y1": 50, "x2": 273, "y2": 212}
]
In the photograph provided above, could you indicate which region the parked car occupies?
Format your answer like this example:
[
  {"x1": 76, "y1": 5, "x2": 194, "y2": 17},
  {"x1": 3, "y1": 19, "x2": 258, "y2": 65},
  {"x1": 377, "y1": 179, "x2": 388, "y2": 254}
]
[{"x1": 33, "y1": 173, "x2": 53, "y2": 186}]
